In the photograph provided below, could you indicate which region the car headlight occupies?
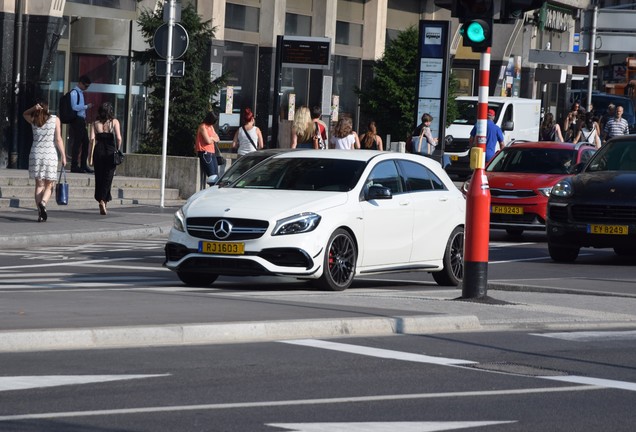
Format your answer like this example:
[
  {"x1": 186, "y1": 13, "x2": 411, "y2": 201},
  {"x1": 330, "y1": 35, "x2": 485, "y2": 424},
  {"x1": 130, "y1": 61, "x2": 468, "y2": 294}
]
[
  {"x1": 173, "y1": 208, "x2": 186, "y2": 232},
  {"x1": 538, "y1": 186, "x2": 552, "y2": 197},
  {"x1": 550, "y1": 181, "x2": 573, "y2": 198},
  {"x1": 273, "y1": 212, "x2": 321, "y2": 236}
]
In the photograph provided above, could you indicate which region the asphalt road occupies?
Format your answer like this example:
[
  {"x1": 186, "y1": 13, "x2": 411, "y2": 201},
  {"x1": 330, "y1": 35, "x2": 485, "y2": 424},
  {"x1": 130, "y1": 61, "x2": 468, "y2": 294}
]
[
  {"x1": 1, "y1": 233, "x2": 636, "y2": 297},
  {"x1": 2, "y1": 330, "x2": 636, "y2": 431}
]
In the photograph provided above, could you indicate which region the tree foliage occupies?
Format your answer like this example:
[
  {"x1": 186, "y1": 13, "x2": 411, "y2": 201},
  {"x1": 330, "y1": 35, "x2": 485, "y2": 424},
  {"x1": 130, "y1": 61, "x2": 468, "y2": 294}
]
[
  {"x1": 357, "y1": 26, "x2": 458, "y2": 143},
  {"x1": 134, "y1": 3, "x2": 225, "y2": 156}
]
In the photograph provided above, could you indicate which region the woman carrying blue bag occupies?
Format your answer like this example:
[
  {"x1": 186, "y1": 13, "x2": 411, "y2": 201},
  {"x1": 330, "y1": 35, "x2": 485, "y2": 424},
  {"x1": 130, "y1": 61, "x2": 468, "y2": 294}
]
[{"x1": 23, "y1": 99, "x2": 66, "y2": 222}]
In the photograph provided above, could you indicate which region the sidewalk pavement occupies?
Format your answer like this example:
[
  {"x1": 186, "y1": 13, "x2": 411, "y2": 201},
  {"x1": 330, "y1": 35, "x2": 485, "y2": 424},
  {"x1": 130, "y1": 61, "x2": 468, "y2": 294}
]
[
  {"x1": 0, "y1": 204, "x2": 176, "y2": 248},
  {"x1": 2, "y1": 202, "x2": 636, "y2": 353}
]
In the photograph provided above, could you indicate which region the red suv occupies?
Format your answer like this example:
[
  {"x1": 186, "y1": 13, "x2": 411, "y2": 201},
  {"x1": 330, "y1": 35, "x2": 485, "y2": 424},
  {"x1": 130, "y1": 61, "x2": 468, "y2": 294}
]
[{"x1": 465, "y1": 141, "x2": 596, "y2": 236}]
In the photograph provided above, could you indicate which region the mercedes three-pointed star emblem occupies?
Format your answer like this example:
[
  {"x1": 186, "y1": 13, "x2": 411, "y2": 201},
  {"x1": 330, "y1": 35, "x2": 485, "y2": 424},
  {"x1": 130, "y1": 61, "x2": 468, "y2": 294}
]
[{"x1": 213, "y1": 219, "x2": 233, "y2": 239}]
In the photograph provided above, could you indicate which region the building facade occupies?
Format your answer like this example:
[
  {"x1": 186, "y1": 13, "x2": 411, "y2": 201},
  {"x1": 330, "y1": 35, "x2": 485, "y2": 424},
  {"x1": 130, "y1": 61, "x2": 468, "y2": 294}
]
[{"x1": 4, "y1": 0, "x2": 633, "y2": 170}]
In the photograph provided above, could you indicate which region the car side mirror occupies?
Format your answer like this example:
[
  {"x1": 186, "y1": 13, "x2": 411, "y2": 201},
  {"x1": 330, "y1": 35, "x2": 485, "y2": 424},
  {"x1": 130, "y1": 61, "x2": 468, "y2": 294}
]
[
  {"x1": 572, "y1": 162, "x2": 585, "y2": 174},
  {"x1": 206, "y1": 174, "x2": 219, "y2": 186},
  {"x1": 502, "y1": 120, "x2": 514, "y2": 131},
  {"x1": 365, "y1": 185, "x2": 392, "y2": 201}
]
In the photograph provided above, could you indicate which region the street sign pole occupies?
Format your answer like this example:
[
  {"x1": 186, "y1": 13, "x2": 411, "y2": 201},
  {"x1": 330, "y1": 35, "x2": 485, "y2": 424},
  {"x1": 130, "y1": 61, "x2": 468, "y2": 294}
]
[
  {"x1": 586, "y1": 5, "x2": 598, "y2": 113},
  {"x1": 160, "y1": 0, "x2": 176, "y2": 208}
]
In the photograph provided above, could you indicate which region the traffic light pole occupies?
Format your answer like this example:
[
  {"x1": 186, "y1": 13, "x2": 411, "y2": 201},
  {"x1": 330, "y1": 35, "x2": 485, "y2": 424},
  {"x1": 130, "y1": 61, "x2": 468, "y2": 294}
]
[{"x1": 462, "y1": 48, "x2": 492, "y2": 300}]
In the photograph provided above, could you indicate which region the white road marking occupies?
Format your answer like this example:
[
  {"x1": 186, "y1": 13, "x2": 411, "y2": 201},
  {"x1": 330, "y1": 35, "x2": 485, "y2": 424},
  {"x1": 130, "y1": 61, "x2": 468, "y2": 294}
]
[
  {"x1": 532, "y1": 330, "x2": 636, "y2": 342},
  {"x1": 0, "y1": 274, "x2": 74, "y2": 282},
  {"x1": 73, "y1": 264, "x2": 169, "y2": 271},
  {"x1": 266, "y1": 421, "x2": 516, "y2": 431},
  {"x1": 0, "y1": 374, "x2": 169, "y2": 392},
  {"x1": 541, "y1": 375, "x2": 636, "y2": 392},
  {"x1": 0, "y1": 257, "x2": 140, "y2": 270},
  {"x1": 282, "y1": 339, "x2": 476, "y2": 365},
  {"x1": 0, "y1": 386, "x2": 597, "y2": 422},
  {"x1": 283, "y1": 340, "x2": 636, "y2": 393}
]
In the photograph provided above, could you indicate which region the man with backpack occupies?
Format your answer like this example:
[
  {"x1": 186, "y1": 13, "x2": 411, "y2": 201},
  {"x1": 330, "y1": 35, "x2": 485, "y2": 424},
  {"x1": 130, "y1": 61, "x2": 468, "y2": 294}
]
[{"x1": 69, "y1": 75, "x2": 93, "y2": 173}]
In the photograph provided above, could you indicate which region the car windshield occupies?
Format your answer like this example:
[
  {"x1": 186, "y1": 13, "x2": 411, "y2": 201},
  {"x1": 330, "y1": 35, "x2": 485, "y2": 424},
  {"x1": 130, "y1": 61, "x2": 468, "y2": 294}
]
[
  {"x1": 487, "y1": 148, "x2": 576, "y2": 174},
  {"x1": 216, "y1": 153, "x2": 271, "y2": 187},
  {"x1": 233, "y1": 157, "x2": 367, "y2": 191},
  {"x1": 586, "y1": 140, "x2": 636, "y2": 172},
  {"x1": 453, "y1": 101, "x2": 503, "y2": 126}
]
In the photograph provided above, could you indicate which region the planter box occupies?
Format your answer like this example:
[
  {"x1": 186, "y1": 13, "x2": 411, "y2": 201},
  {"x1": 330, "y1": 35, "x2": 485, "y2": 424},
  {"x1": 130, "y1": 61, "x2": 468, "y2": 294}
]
[{"x1": 116, "y1": 153, "x2": 237, "y2": 199}]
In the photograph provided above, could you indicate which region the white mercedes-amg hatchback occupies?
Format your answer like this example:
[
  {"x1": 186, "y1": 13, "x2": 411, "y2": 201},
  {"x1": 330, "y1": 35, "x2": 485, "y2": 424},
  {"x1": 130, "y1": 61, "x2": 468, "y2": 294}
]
[{"x1": 165, "y1": 150, "x2": 465, "y2": 291}]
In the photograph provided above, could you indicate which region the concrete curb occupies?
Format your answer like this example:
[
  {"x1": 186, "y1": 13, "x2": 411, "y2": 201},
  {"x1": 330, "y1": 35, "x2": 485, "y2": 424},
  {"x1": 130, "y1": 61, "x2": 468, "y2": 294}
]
[
  {"x1": 0, "y1": 224, "x2": 173, "y2": 248},
  {"x1": 0, "y1": 315, "x2": 482, "y2": 353}
]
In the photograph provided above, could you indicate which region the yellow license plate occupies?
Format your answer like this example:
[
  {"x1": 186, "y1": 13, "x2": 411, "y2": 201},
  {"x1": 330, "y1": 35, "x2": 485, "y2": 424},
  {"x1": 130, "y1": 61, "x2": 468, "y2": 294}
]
[
  {"x1": 588, "y1": 225, "x2": 629, "y2": 235},
  {"x1": 199, "y1": 241, "x2": 245, "y2": 255},
  {"x1": 491, "y1": 205, "x2": 524, "y2": 215},
  {"x1": 450, "y1": 155, "x2": 459, "y2": 161}
]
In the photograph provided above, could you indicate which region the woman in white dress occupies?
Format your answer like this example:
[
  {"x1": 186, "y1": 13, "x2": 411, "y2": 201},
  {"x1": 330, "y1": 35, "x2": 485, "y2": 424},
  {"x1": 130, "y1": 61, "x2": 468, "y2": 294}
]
[
  {"x1": 330, "y1": 117, "x2": 360, "y2": 150},
  {"x1": 23, "y1": 100, "x2": 66, "y2": 222},
  {"x1": 232, "y1": 107, "x2": 263, "y2": 155}
]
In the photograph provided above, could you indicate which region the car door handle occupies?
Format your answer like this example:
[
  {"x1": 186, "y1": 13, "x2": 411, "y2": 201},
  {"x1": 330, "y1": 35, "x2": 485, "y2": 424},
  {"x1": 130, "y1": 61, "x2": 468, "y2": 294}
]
[
  {"x1": 399, "y1": 201, "x2": 410, "y2": 206},
  {"x1": 439, "y1": 197, "x2": 449, "y2": 202}
]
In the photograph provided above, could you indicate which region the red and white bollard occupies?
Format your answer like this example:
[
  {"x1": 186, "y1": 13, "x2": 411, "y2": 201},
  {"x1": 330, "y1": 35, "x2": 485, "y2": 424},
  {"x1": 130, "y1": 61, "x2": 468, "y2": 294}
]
[{"x1": 462, "y1": 48, "x2": 491, "y2": 299}]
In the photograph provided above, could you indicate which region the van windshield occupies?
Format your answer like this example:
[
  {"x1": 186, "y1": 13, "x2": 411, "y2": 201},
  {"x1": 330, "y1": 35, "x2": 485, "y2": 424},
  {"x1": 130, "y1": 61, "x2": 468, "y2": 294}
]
[{"x1": 453, "y1": 101, "x2": 503, "y2": 126}]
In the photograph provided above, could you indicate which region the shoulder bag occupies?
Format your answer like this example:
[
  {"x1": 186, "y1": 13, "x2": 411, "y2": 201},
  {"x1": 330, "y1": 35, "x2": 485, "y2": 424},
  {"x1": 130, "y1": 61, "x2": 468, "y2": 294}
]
[
  {"x1": 242, "y1": 126, "x2": 259, "y2": 150},
  {"x1": 55, "y1": 167, "x2": 69, "y2": 205},
  {"x1": 109, "y1": 121, "x2": 125, "y2": 165},
  {"x1": 214, "y1": 142, "x2": 226, "y2": 166},
  {"x1": 416, "y1": 126, "x2": 426, "y2": 153},
  {"x1": 313, "y1": 123, "x2": 325, "y2": 150}
]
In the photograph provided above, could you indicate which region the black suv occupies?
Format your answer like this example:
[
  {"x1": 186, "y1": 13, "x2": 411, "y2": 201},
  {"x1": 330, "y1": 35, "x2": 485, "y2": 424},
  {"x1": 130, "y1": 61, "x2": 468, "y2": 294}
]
[{"x1": 546, "y1": 135, "x2": 636, "y2": 262}]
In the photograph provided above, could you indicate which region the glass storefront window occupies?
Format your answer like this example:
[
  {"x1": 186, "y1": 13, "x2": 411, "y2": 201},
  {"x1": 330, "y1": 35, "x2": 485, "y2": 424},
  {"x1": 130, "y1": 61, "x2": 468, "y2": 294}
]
[
  {"x1": 333, "y1": 55, "x2": 361, "y2": 129},
  {"x1": 225, "y1": 3, "x2": 260, "y2": 32},
  {"x1": 218, "y1": 42, "x2": 259, "y2": 140},
  {"x1": 70, "y1": 54, "x2": 129, "y2": 148},
  {"x1": 67, "y1": 0, "x2": 136, "y2": 11},
  {"x1": 336, "y1": 21, "x2": 363, "y2": 47},
  {"x1": 130, "y1": 61, "x2": 149, "y2": 153},
  {"x1": 285, "y1": 13, "x2": 311, "y2": 37}
]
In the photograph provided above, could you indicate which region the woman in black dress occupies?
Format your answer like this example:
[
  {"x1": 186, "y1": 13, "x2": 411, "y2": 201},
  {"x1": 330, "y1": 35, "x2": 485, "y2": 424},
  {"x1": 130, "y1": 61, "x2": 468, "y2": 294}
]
[{"x1": 88, "y1": 102, "x2": 122, "y2": 215}]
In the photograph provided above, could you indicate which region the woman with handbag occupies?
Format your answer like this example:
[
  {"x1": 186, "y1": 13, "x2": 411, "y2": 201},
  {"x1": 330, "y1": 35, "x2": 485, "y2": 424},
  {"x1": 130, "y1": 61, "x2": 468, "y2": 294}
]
[
  {"x1": 410, "y1": 113, "x2": 438, "y2": 155},
  {"x1": 232, "y1": 107, "x2": 263, "y2": 156},
  {"x1": 23, "y1": 99, "x2": 66, "y2": 222},
  {"x1": 88, "y1": 102, "x2": 122, "y2": 215},
  {"x1": 195, "y1": 111, "x2": 221, "y2": 177}
]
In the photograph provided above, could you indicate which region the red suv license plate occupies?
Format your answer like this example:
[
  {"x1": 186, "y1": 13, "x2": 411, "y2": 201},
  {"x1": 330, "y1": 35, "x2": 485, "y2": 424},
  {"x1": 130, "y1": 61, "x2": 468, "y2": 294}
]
[{"x1": 491, "y1": 205, "x2": 523, "y2": 215}]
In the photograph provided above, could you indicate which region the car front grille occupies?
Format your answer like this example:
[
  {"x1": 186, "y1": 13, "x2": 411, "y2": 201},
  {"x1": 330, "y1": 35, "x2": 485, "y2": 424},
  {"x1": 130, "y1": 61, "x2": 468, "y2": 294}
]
[
  {"x1": 445, "y1": 138, "x2": 470, "y2": 153},
  {"x1": 186, "y1": 217, "x2": 269, "y2": 240},
  {"x1": 571, "y1": 205, "x2": 636, "y2": 223},
  {"x1": 179, "y1": 257, "x2": 269, "y2": 276},
  {"x1": 491, "y1": 213, "x2": 542, "y2": 224},
  {"x1": 490, "y1": 188, "x2": 536, "y2": 198}
]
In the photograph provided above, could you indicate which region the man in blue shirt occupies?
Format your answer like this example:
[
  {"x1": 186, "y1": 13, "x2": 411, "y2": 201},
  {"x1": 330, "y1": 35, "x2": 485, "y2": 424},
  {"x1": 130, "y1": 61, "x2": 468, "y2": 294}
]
[
  {"x1": 469, "y1": 108, "x2": 505, "y2": 162},
  {"x1": 70, "y1": 75, "x2": 94, "y2": 173}
]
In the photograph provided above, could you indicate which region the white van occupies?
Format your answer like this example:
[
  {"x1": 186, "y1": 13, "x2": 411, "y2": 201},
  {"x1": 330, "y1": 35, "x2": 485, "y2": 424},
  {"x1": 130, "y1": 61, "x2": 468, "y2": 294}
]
[{"x1": 444, "y1": 97, "x2": 541, "y2": 178}]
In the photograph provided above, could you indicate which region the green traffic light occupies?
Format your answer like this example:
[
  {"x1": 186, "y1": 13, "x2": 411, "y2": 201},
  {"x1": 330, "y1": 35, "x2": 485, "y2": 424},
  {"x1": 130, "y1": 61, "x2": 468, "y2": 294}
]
[{"x1": 465, "y1": 21, "x2": 487, "y2": 43}]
